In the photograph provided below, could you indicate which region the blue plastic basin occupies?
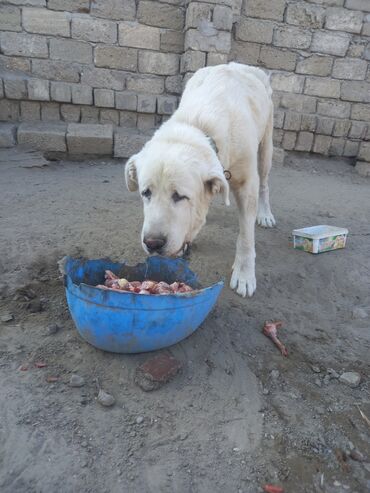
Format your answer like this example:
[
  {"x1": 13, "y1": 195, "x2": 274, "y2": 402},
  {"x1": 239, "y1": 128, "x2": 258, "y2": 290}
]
[{"x1": 63, "y1": 256, "x2": 223, "y2": 353}]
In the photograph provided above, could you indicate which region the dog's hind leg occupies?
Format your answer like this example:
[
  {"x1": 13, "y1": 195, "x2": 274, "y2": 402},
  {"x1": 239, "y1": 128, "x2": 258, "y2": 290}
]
[{"x1": 257, "y1": 106, "x2": 276, "y2": 228}]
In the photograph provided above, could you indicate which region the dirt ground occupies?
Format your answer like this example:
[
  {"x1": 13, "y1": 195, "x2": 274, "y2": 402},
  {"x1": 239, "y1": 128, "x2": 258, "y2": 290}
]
[{"x1": 0, "y1": 148, "x2": 369, "y2": 493}]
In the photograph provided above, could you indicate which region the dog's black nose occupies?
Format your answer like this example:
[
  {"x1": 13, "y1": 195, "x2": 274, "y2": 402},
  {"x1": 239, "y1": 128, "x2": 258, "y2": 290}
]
[{"x1": 144, "y1": 237, "x2": 166, "y2": 253}]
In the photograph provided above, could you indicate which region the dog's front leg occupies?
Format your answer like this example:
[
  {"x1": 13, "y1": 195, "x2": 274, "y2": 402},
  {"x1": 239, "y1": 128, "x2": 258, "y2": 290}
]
[{"x1": 230, "y1": 176, "x2": 258, "y2": 297}]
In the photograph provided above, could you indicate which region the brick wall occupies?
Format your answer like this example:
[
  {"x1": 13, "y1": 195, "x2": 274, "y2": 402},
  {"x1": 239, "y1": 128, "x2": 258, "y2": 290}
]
[{"x1": 0, "y1": 0, "x2": 369, "y2": 171}]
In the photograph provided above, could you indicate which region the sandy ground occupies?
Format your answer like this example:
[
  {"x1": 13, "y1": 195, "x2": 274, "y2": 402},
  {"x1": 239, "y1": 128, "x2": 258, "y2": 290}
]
[{"x1": 0, "y1": 149, "x2": 369, "y2": 493}]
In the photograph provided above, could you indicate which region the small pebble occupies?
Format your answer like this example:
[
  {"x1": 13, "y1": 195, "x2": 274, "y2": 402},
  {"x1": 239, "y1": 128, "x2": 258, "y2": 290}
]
[
  {"x1": 323, "y1": 375, "x2": 330, "y2": 385},
  {"x1": 311, "y1": 365, "x2": 321, "y2": 373},
  {"x1": 339, "y1": 371, "x2": 361, "y2": 388},
  {"x1": 333, "y1": 480, "x2": 341, "y2": 487},
  {"x1": 350, "y1": 449, "x2": 365, "y2": 462},
  {"x1": 327, "y1": 368, "x2": 340, "y2": 379},
  {"x1": 48, "y1": 323, "x2": 61, "y2": 335},
  {"x1": 70, "y1": 374, "x2": 85, "y2": 387},
  {"x1": 27, "y1": 300, "x2": 42, "y2": 313},
  {"x1": 262, "y1": 388, "x2": 269, "y2": 395},
  {"x1": 1, "y1": 313, "x2": 14, "y2": 322},
  {"x1": 314, "y1": 378, "x2": 322, "y2": 388},
  {"x1": 97, "y1": 389, "x2": 115, "y2": 407},
  {"x1": 81, "y1": 441, "x2": 88, "y2": 448},
  {"x1": 270, "y1": 370, "x2": 280, "y2": 379},
  {"x1": 136, "y1": 416, "x2": 144, "y2": 424},
  {"x1": 352, "y1": 307, "x2": 368, "y2": 319}
]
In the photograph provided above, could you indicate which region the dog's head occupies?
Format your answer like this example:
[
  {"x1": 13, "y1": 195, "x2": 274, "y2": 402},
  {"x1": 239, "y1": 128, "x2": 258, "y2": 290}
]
[{"x1": 125, "y1": 138, "x2": 230, "y2": 256}]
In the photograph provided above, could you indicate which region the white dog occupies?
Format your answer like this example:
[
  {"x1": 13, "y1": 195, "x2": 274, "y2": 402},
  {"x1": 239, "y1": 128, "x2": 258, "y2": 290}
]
[{"x1": 125, "y1": 62, "x2": 275, "y2": 297}]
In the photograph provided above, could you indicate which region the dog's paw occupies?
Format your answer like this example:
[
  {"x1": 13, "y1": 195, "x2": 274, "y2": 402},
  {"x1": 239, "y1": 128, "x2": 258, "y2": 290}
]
[
  {"x1": 256, "y1": 211, "x2": 276, "y2": 228},
  {"x1": 230, "y1": 264, "x2": 256, "y2": 297}
]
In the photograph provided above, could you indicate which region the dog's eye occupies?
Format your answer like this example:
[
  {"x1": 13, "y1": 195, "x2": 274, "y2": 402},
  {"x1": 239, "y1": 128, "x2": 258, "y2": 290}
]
[
  {"x1": 172, "y1": 191, "x2": 188, "y2": 203},
  {"x1": 141, "y1": 188, "x2": 152, "y2": 199}
]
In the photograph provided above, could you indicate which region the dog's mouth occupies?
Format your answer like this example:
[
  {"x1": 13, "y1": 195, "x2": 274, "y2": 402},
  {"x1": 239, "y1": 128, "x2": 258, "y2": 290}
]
[{"x1": 142, "y1": 242, "x2": 191, "y2": 258}]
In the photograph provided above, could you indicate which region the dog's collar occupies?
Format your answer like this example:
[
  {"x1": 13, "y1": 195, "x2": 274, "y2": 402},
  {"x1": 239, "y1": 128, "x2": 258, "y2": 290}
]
[{"x1": 205, "y1": 134, "x2": 232, "y2": 181}]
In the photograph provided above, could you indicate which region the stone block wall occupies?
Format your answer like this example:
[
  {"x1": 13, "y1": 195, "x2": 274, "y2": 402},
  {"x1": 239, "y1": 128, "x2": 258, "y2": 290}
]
[{"x1": 0, "y1": 0, "x2": 369, "y2": 172}]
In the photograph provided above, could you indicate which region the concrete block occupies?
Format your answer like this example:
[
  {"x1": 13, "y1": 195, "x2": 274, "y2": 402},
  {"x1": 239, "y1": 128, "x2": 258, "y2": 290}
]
[
  {"x1": 311, "y1": 31, "x2": 350, "y2": 56},
  {"x1": 50, "y1": 82, "x2": 71, "y2": 103},
  {"x1": 119, "y1": 22, "x2": 161, "y2": 50},
  {"x1": 332, "y1": 58, "x2": 367, "y2": 80},
  {"x1": 67, "y1": 123, "x2": 113, "y2": 155},
  {"x1": 185, "y1": 28, "x2": 231, "y2": 54},
  {"x1": 295, "y1": 131, "x2": 314, "y2": 152},
  {"x1": 5, "y1": 0, "x2": 45, "y2": 4},
  {"x1": 273, "y1": 146, "x2": 285, "y2": 165},
  {"x1": 301, "y1": 114, "x2": 317, "y2": 132},
  {"x1": 349, "y1": 121, "x2": 368, "y2": 139},
  {"x1": 271, "y1": 73, "x2": 305, "y2": 94},
  {"x1": 313, "y1": 135, "x2": 331, "y2": 155},
  {"x1": 351, "y1": 103, "x2": 370, "y2": 121},
  {"x1": 296, "y1": 55, "x2": 333, "y2": 76},
  {"x1": 90, "y1": 0, "x2": 136, "y2": 20},
  {"x1": 244, "y1": 0, "x2": 286, "y2": 21},
  {"x1": 0, "y1": 54, "x2": 31, "y2": 73},
  {"x1": 274, "y1": 26, "x2": 312, "y2": 49},
  {"x1": 28, "y1": 79, "x2": 49, "y2": 101},
  {"x1": 304, "y1": 77, "x2": 340, "y2": 98},
  {"x1": 345, "y1": 0, "x2": 370, "y2": 11},
  {"x1": 181, "y1": 51, "x2": 206, "y2": 73},
  {"x1": 358, "y1": 142, "x2": 370, "y2": 162},
  {"x1": 280, "y1": 93, "x2": 317, "y2": 113},
  {"x1": 49, "y1": 38, "x2": 92, "y2": 64},
  {"x1": 114, "y1": 128, "x2": 151, "y2": 158},
  {"x1": 47, "y1": 0, "x2": 89, "y2": 11},
  {"x1": 137, "y1": 113, "x2": 156, "y2": 130},
  {"x1": 0, "y1": 32, "x2": 48, "y2": 58},
  {"x1": 355, "y1": 161, "x2": 370, "y2": 176},
  {"x1": 23, "y1": 8, "x2": 70, "y2": 36},
  {"x1": 18, "y1": 122, "x2": 67, "y2": 151},
  {"x1": 20, "y1": 101, "x2": 40, "y2": 121},
  {"x1": 206, "y1": 53, "x2": 228, "y2": 66},
  {"x1": 81, "y1": 106, "x2": 100, "y2": 123},
  {"x1": 71, "y1": 84, "x2": 93, "y2": 105},
  {"x1": 273, "y1": 110, "x2": 285, "y2": 129},
  {"x1": 72, "y1": 14, "x2": 117, "y2": 44},
  {"x1": 230, "y1": 41, "x2": 260, "y2": 65},
  {"x1": 4, "y1": 79, "x2": 27, "y2": 100},
  {"x1": 94, "y1": 89, "x2": 115, "y2": 108},
  {"x1": 347, "y1": 39, "x2": 367, "y2": 57},
  {"x1": 41, "y1": 102, "x2": 61, "y2": 121},
  {"x1": 165, "y1": 75, "x2": 183, "y2": 94},
  {"x1": 138, "y1": 1, "x2": 184, "y2": 30},
  {"x1": 273, "y1": 129, "x2": 283, "y2": 146},
  {"x1": 61, "y1": 104, "x2": 80, "y2": 123},
  {"x1": 317, "y1": 100, "x2": 351, "y2": 118},
  {"x1": 283, "y1": 112, "x2": 302, "y2": 131},
  {"x1": 0, "y1": 123, "x2": 17, "y2": 148},
  {"x1": 0, "y1": 5, "x2": 21, "y2": 32},
  {"x1": 213, "y1": 5, "x2": 233, "y2": 31},
  {"x1": 316, "y1": 117, "x2": 335, "y2": 135},
  {"x1": 160, "y1": 30, "x2": 184, "y2": 54},
  {"x1": 282, "y1": 131, "x2": 297, "y2": 150},
  {"x1": 116, "y1": 92, "x2": 137, "y2": 111},
  {"x1": 259, "y1": 46, "x2": 297, "y2": 71},
  {"x1": 333, "y1": 119, "x2": 351, "y2": 137},
  {"x1": 95, "y1": 46, "x2": 137, "y2": 71},
  {"x1": 186, "y1": 3, "x2": 212, "y2": 28},
  {"x1": 119, "y1": 111, "x2": 137, "y2": 128},
  {"x1": 80, "y1": 68, "x2": 124, "y2": 91},
  {"x1": 0, "y1": 100, "x2": 19, "y2": 121},
  {"x1": 325, "y1": 7, "x2": 363, "y2": 33},
  {"x1": 343, "y1": 140, "x2": 359, "y2": 157},
  {"x1": 341, "y1": 81, "x2": 370, "y2": 103},
  {"x1": 126, "y1": 75, "x2": 164, "y2": 94},
  {"x1": 100, "y1": 109, "x2": 119, "y2": 125},
  {"x1": 157, "y1": 95, "x2": 177, "y2": 115},
  {"x1": 329, "y1": 138, "x2": 345, "y2": 156},
  {"x1": 236, "y1": 18, "x2": 274, "y2": 44},
  {"x1": 137, "y1": 95, "x2": 156, "y2": 113},
  {"x1": 286, "y1": 3, "x2": 325, "y2": 28},
  {"x1": 139, "y1": 51, "x2": 179, "y2": 75},
  {"x1": 31, "y1": 59, "x2": 80, "y2": 83}
]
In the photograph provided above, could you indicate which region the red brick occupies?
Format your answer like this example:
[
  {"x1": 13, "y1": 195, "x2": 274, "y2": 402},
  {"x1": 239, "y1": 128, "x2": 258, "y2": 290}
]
[{"x1": 135, "y1": 353, "x2": 182, "y2": 391}]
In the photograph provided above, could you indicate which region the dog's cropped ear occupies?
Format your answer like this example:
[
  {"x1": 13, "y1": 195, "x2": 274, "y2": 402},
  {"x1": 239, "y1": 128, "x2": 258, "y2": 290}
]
[
  {"x1": 206, "y1": 167, "x2": 230, "y2": 206},
  {"x1": 125, "y1": 155, "x2": 138, "y2": 192}
]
